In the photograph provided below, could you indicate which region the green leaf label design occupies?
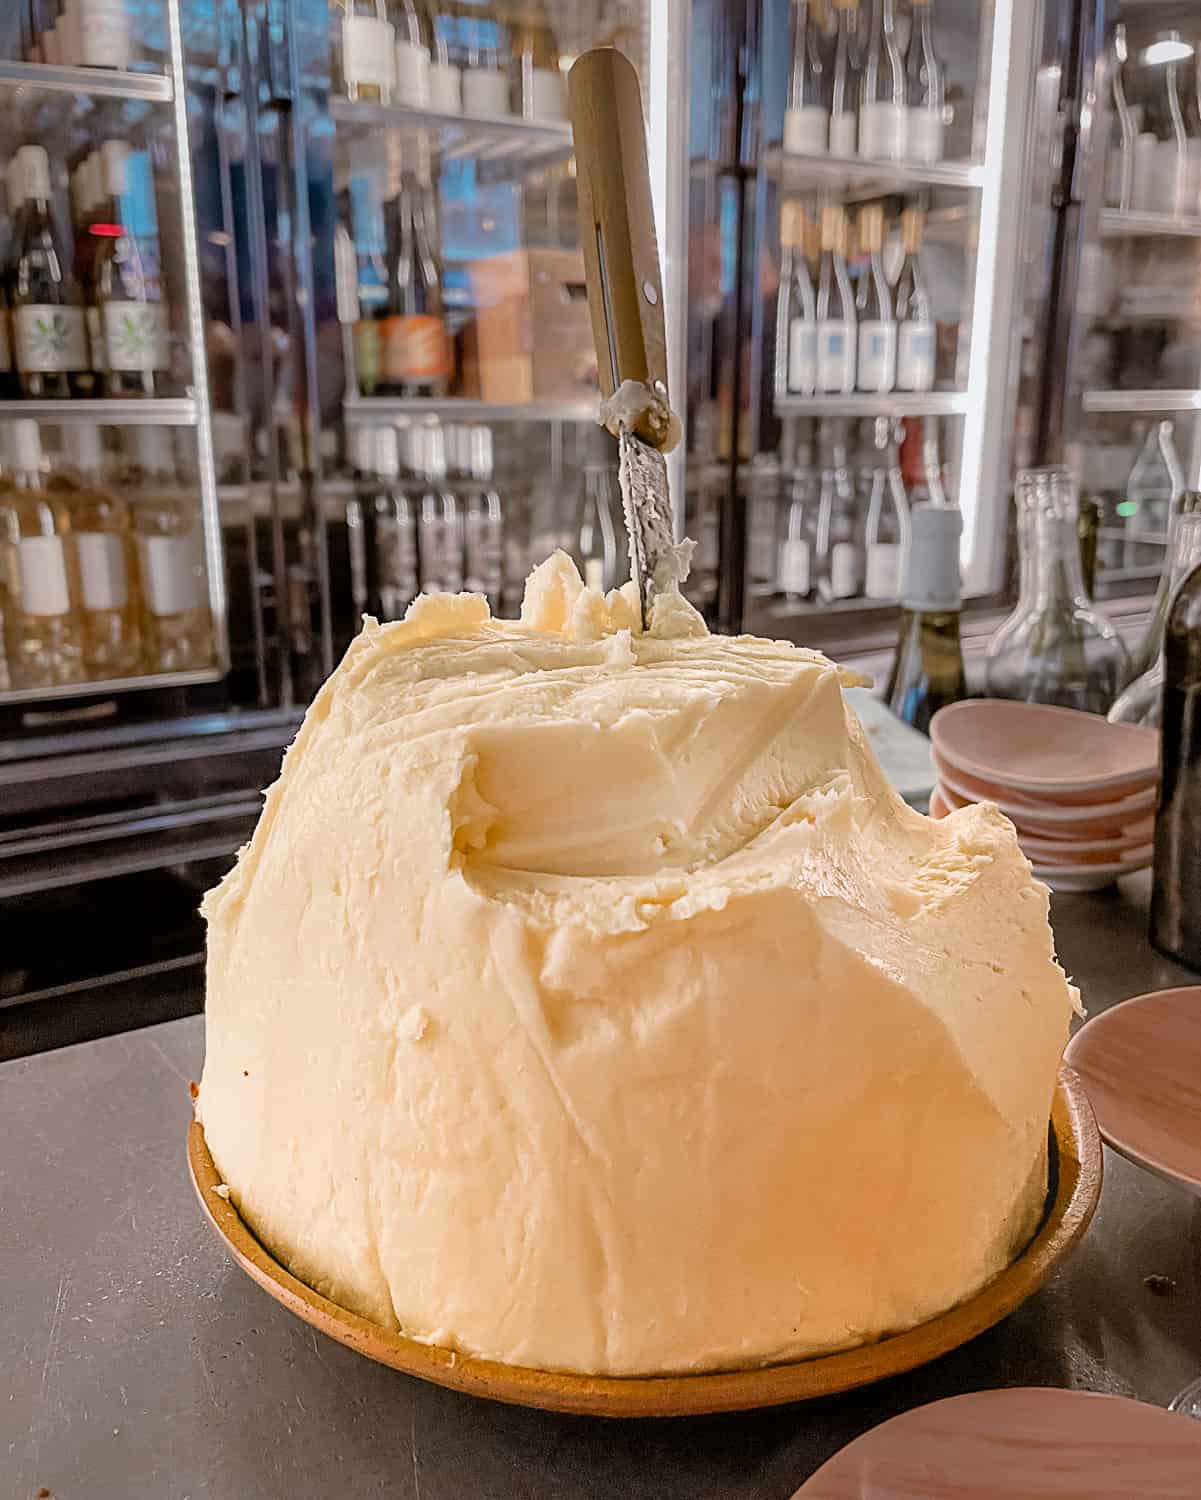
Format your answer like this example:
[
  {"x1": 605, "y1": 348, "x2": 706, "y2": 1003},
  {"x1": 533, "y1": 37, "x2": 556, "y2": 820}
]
[
  {"x1": 103, "y1": 303, "x2": 163, "y2": 372},
  {"x1": 15, "y1": 306, "x2": 87, "y2": 371}
]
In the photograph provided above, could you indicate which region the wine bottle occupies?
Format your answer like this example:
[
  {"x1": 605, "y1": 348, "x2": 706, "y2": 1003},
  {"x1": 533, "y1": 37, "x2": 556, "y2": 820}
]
[
  {"x1": 829, "y1": 0, "x2": 862, "y2": 155},
  {"x1": 130, "y1": 428, "x2": 212, "y2": 672},
  {"x1": 1108, "y1": 25, "x2": 1135, "y2": 211},
  {"x1": 393, "y1": 0, "x2": 432, "y2": 108},
  {"x1": 1150, "y1": 555, "x2": 1201, "y2": 969},
  {"x1": 10, "y1": 146, "x2": 89, "y2": 400},
  {"x1": 511, "y1": 1, "x2": 565, "y2": 123},
  {"x1": 854, "y1": 202, "x2": 896, "y2": 393},
  {"x1": 338, "y1": 0, "x2": 395, "y2": 103},
  {"x1": 93, "y1": 142, "x2": 161, "y2": 398},
  {"x1": 885, "y1": 501, "x2": 965, "y2": 732},
  {"x1": 1124, "y1": 420, "x2": 1184, "y2": 592},
  {"x1": 365, "y1": 424, "x2": 419, "y2": 621},
  {"x1": 894, "y1": 206, "x2": 936, "y2": 392},
  {"x1": 78, "y1": 0, "x2": 130, "y2": 70},
  {"x1": 0, "y1": 418, "x2": 84, "y2": 688},
  {"x1": 863, "y1": 416, "x2": 909, "y2": 600},
  {"x1": 61, "y1": 420, "x2": 141, "y2": 678},
  {"x1": 348, "y1": 159, "x2": 390, "y2": 396},
  {"x1": 777, "y1": 202, "x2": 818, "y2": 395},
  {"x1": 415, "y1": 424, "x2": 463, "y2": 593},
  {"x1": 815, "y1": 421, "x2": 862, "y2": 601},
  {"x1": 776, "y1": 443, "x2": 818, "y2": 602},
  {"x1": 381, "y1": 170, "x2": 452, "y2": 396},
  {"x1": 859, "y1": 0, "x2": 906, "y2": 161},
  {"x1": 461, "y1": 1, "x2": 511, "y2": 116},
  {"x1": 427, "y1": 0, "x2": 463, "y2": 114},
  {"x1": 904, "y1": 0, "x2": 945, "y2": 164},
  {"x1": 816, "y1": 204, "x2": 855, "y2": 394},
  {"x1": 783, "y1": 0, "x2": 829, "y2": 155},
  {"x1": 464, "y1": 425, "x2": 503, "y2": 612},
  {"x1": 574, "y1": 460, "x2": 621, "y2": 595}
]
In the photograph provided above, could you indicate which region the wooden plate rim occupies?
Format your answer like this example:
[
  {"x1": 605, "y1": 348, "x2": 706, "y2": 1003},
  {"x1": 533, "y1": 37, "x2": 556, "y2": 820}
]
[{"x1": 187, "y1": 1065, "x2": 1101, "y2": 1418}]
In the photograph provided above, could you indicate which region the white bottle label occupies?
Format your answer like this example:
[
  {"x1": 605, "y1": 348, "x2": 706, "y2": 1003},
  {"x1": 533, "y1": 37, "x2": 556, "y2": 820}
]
[
  {"x1": 103, "y1": 301, "x2": 160, "y2": 372},
  {"x1": 15, "y1": 305, "x2": 88, "y2": 372},
  {"x1": 829, "y1": 110, "x2": 857, "y2": 155},
  {"x1": 817, "y1": 319, "x2": 855, "y2": 392},
  {"x1": 527, "y1": 66, "x2": 565, "y2": 122},
  {"x1": 897, "y1": 321, "x2": 936, "y2": 391},
  {"x1": 787, "y1": 319, "x2": 818, "y2": 395},
  {"x1": 137, "y1": 533, "x2": 200, "y2": 616},
  {"x1": 79, "y1": 0, "x2": 130, "y2": 69},
  {"x1": 830, "y1": 541, "x2": 859, "y2": 598},
  {"x1": 76, "y1": 531, "x2": 128, "y2": 611},
  {"x1": 865, "y1": 542, "x2": 901, "y2": 600},
  {"x1": 462, "y1": 68, "x2": 511, "y2": 116},
  {"x1": 907, "y1": 109, "x2": 944, "y2": 164},
  {"x1": 857, "y1": 319, "x2": 897, "y2": 393},
  {"x1": 860, "y1": 102, "x2": 907, "y2": 161},
  {"x1": 783, "y1": 106, "x2": 829, "y2": 155},
  {"x1": 777, "y1": 539, "x2": 811, "y2": 595},
  {"x1": 428, "y1": 62, "x2": 462, "y2": 114},
  {"x1": 17, "y1": 535, "x2": 71, "y2": 617},
  {"x1": 342, "y1": 16, "x2": 395, "y2": 91},
  {"x1": 393, "y1": 40, "x2": 430, "y2": 107}
]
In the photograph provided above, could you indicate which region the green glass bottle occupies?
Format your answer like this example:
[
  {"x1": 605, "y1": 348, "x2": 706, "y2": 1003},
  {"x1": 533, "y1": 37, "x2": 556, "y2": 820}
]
[{"x1": 885, "y1": 501, "x2": 966, "y2": 733}]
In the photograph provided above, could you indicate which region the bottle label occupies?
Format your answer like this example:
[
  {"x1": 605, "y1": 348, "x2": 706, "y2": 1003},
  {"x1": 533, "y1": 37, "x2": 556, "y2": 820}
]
[
  {"x1": 461, "y1": 68, "x2": 511, "y2": 116},
  {"x1": 865, "y1": 542, "x2": 901, "y2": 600},
  {"x1": 394, "y1": 40, "x2": 430, "y2": 108},
  {"x1": 103, "y1": 302, "x2": 160, "y2": 372},
  {"x1": 817, "y1": 319, "x2": 855, "y2": 393},
  {"x1": 784, "y1": 106, "x2": 829, "y2": 155},
  {"x1": 526, "y1": 66, "x2": 565, "y2": 122},
  {"x1": 76, "y1": 531, "x2": 129, "y2": 611},
  {"x1": 0, "y1": 312, "x2": 10, "y2": 373},
  {"x1": 857, "y1": 319, "x2": 897, "y2": 393},
  {"x1": 907, "y1": 109, "x2": 944, "y2": 165},
  {"x1": 777, "y1": 538, "x2": 811, "y2": 596},
  {"x1": 382, "y1": 314, "x2": 451, "y2": 384},
  {"x1": 860, "y1": 103, "x2": 907, "y2": 161},
  {"x1": 342, "y1": 16, "x2": 395, "y2": 90},
  {"x1": 897, "y1": 321, "x2": 936, "y2": 391},
  {"x1": 87, "y1": 304, "x2": 106, "y2": 372},
  {"x1": 428, "y1": 62, "x2": 462, "y2": 114},
  {"x1": 830, "y1": 541, "x2": 859, "y2": 598},
  {"x1": 788, "y1": 319, "x2": 818, "y2": 395},
  {"x1": 137, "y1": 533, "x2": 201, "y2": 617},
  {"x1": 829, "y1": 110, "x2": 857, "y2": 155},
  {"x1": 15, "y1": 305, "x2": 88, "y2": 372},
  {"x1": 17, "y1": 535, "x2": 71, "y2": 617},
  {"x1": 79, "y1": 0, "x2": 130, "y2": 69}
]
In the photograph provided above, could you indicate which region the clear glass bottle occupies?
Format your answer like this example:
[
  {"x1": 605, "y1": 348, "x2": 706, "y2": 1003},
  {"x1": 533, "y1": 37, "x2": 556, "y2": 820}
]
[
  {"x1": 60, "y1": 421, "x2": 141, "y2": 679},
  {"x1": 1124, "y1": 421, "x2": 1185, "y2": 659},
  {"x1": 0, "y1": 418, "x2": 84, "y2": 689},
  {"x1": 364, "y1": 424, "x2": 419, "y2": 621},
  {"x1": 894, "y1": 205, "x2": 936, "y2": 391},
  {"x1": 854, "y1": 202, "x2": 896, "y2": 393},
  {"x1": 1110, "y1": 491, "x2": 1201, "y2": 728},
  {"x1": 337, "y1": 0, "x2": 395, "y2": 103},
  {"x1": 94, "y1": 141, "x2": 161, "y2": 398},
  {"x1": 904, "y1": 0, "x2": 945, "y2": 164},
  {"x1": 863, "y1": 416, "x2": 909, "y2": 600},
  {"x1": 776, "y1": 442, "x2": 818, "y2": 602},
  {"x1": 777, "y1": 201, "x2": 818, "y2": 396},
  {"x1": 574, "y1": 461, "x2": 622, "y2": 596},
  {"x1": 416, "y1": 423, "x2": 463, "y2": 593},
  {"x1": 815, "y1": 421, "x2": 862, "y2": 601},
  {"x1": 381, "y1": 169, "x2": 452, "y2": 397},
  {"x1": 348, "y1": 157, "x2": 390, "y2": 396},
  {"x1": 747, "y1": 455, "x2": 782, "y2": 592},
  {"x1": 464, "y1": 425, "x2": 504, "y2": 611},
  {"x1": 885, "y1": 501, "x2": 965, "y2": 732},
  {"x1": 984, "y1": 467, "x2": 1128, "y2": 713},
  {"x1": 828, "y1": 0, "x2": 862, "y2": 155},
  {"x1": 130, "y1": 428, "x2": 212, "y2": 673},
  {"x1": 511, "y1": 1, "x2": 564, "y2": 123},
  {"x1": 784, "y1": 0, "x2": 829, "y2": 154},
  {"x1": 78, "y1": 0, "x2": 131, "y2": 69},
  {"x1": 426, "y1": 0, "x2": 463, "y2": 114},
  {"x1": 859, "y1": 0, "x2": 906, "y2": 161},
  {"x1": 10, "y1": 145, "x2": 89, "y2": 400},
  {"x1": 393, "y1": 0, "x2": 432, "y2": 108},
  {"x1": 1107, "y1": 23, "x2": 1135, "y2": 211},
  {"x1": 816, "y1": 204, "x2": 856, "y2": 394},
  {"x1": 461, "y1": 1, "x2": 511, "y2": 116}
]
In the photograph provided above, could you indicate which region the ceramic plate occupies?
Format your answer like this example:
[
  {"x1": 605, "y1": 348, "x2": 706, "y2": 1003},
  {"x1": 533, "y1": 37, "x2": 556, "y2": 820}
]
[
  {"x1": 1065, "y1": 986, "x2": 1201, "y2": 1196},
  {"x1": 933, "y1": 752, "x2": 1157, "y2": 835},
  {"x1": 1030, "y1": 848, "x2": 1152, "y2": 893},
  {"x1": 792, "y1": 1387, "x2": 1201, "y2": 1497},
  {"x1": 189, "y1": 1070, "x2": 1100, "y2": 1417},
  {"x1": 930, "y1": 701, "x2": 1159, "y2": 801}
]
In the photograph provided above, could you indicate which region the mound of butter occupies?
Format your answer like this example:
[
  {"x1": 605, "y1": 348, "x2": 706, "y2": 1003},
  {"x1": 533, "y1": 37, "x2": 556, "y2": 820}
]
[{"x1": 199, "y1": 553, "x2": 1078, "y2": 1376}]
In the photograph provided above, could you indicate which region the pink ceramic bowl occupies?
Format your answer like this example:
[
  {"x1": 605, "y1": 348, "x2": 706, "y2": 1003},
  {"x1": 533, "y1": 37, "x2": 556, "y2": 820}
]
[{"x1": 932, "y1": 756, "x2": 1157, "y2": 841}]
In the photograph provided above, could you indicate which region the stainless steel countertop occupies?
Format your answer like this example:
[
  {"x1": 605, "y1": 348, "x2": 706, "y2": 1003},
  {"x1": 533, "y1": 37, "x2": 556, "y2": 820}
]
[{"x1": 5, "y1": 874, "x2": 1201, "y2": 1499}]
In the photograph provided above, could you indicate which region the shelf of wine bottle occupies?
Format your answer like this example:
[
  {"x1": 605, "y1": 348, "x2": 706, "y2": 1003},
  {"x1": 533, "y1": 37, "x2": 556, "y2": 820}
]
[
  {"x1": 774, "y1": 391, "x2": 968, "y2": 419},
  {"x1": 0, "y1": 663, "x2": 223, "y2": 711},
  {"x1": 343, "y1": 396, "x2": 597, "y2": 426},
  {"x1": 0, "y1": 398, "x2": 198, "y2": 426},
  {"x1": 329, "y1": 98, "x2": 572, "y2": 170},
  {"x1": 764, "y1": 147, "x2": 984, "y2": 200},
  {"x1": 1083, "y1": 389, "x2": 1201, "y2": 415},
  {"x1": 0, "y1": 60, "x2": 172, "y2": 104},
  {"x1": 1100, "y1": 209, "x2": 1201, "y2": 240}
]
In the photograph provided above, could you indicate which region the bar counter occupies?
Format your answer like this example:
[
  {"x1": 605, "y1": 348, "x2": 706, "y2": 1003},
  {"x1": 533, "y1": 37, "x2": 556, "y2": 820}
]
[{"x1": 5, "y1": 874, "x2": 1201, "y2": 1499}]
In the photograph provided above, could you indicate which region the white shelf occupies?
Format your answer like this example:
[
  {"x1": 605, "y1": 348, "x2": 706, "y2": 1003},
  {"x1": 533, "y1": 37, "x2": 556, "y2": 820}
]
[
  {"x1": 1083, "y1": 389, "x2": 1201, "y2": 414},
  {"x1": 0, "y1": 397, "x2": 197, "y2": 425},
  {"x1": 763, "y1": 146, "x2": 984, "y2": 198},
  {"x1": 774, "y1": 391, "x2": 969, "y2": 419},
  {"x1": 1100, "y1": 209, "x2": 1201, "y2": 239},
  {"x1": 0, "y1": 60, "x2": 172, "y2": 103},
  {"x1": 0, "y1": 665, "x2": 222, "y2": 711},
  {"x1": 344, "y1": 396, "x2": 598, "y2": 426},
  {"x1": 330, "y1": 98, "x2": 572, "y2": 169}
]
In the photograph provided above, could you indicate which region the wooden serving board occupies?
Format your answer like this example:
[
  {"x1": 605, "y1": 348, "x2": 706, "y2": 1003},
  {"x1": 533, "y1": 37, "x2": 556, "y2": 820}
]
[{"x1": 187, "y1": 1066, "x2": 1101, "y2": 1418}]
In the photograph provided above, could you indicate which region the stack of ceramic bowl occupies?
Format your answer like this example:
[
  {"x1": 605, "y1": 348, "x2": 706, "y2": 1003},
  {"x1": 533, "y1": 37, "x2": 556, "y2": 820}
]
[{"x1": 928, "y1": 701, "x2": 1159, "y2": 892}]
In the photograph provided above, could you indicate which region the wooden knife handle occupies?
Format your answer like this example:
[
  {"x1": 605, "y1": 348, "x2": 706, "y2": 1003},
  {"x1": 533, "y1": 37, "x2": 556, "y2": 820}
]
[{"x1": 567, "y1": 47, "x2": 669, "y2": 413}]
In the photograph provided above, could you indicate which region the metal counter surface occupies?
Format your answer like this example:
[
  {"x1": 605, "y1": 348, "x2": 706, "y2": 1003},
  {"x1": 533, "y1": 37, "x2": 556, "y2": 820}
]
[{"x1": 4, "y1": 874, "x2": 1200, "y2": 1499}]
